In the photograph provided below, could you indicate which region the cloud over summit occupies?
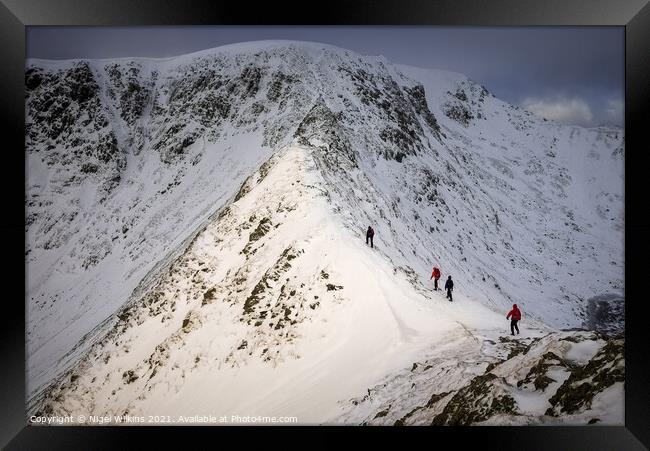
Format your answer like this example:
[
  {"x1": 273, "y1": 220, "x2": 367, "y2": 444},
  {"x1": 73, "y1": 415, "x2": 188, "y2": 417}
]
[{"x1": 522, "y1": 96, "x2": 594, "y2": 127}]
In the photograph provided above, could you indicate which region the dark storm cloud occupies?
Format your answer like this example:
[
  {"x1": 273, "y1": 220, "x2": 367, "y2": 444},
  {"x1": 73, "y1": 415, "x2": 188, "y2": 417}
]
[{"x1": 26, "y1": 26, "x2": 624, "y2": 127}]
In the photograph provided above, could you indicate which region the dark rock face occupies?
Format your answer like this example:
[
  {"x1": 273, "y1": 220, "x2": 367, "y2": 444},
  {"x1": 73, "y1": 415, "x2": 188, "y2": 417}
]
[
  {"x1": 27, "y1": 62, "x2": 105, "y2": 148},
  {"x1": 546, "y1": 337, "x2": 624, "y2": 416},
  {"x1": 146, "y1": 57, "x2": 311, "y2": 162},
  {"x1": 25, "y1": 62, "x2": 124, "y2": 175},
  {"x1": 443, "y1": 103, "x2": 475, "y2": 126},
  {"x1": 26, "y1": 47, "x2": 444, "y2": 177},
  {"x1": 516, "y1": 351, "x2": 572, "y2": 392},
  {"x1": 348, "y1": 331, "x2": 624, "y2": 426},
  {"x1": 442, "y1": 82, "x2": 489, "y2": 126},
  {"x1": 583, "y1": 293, "x2": 624, "y2": 336},
  {"x1": 294, "y1": 100, "x2": 357, "y2": 169},
  {"x1": 267, "y1": 71, "x2": 299, "y2": 104},
  {"x1": 404, "y1": 84, "x2": 441, "y2": 134},
  {"x1": 25, "y1": 68, "x2": 43, "y2": 90},
  {"x1": 25, "y1": 62, "x2": 128, "y2": 255},
  {"x1": 105, "y1": 63, "x2": 153, "y2": 127},
  {"x1": 336, "y1": 63, "x2": 442, "y2": 162},
  {"x1": 430, "y1": 373, "x2": 517, "y2": 425}
]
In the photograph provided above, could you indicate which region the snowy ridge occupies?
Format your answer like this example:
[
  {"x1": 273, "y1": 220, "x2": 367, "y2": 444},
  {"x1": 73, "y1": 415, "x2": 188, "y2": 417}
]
[
  {"x1": 28, "y1": 145, "x2": 466, "y2": 420},
  {"x1": 26, "y1": 41, "x2": 624, "y2": 423}
]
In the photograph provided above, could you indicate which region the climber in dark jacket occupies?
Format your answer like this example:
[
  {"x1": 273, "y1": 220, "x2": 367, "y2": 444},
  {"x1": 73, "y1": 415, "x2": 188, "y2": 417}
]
[
  {"x1": 366, "y1": 226, "x2": 375, "y2": 248},
  {"x1": 445, "y1": 275, "x2": 454, "y2": 302}
]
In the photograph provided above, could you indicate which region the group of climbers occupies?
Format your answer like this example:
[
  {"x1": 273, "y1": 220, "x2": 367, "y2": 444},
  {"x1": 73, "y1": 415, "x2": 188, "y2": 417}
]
[
  {"x1": 433, "y1": 264, "x2": 522, "y2": 334},
  {"x1": 364, "y1": 225, "x2": 523, "y2": 336},
  {"x1": 430, "y1": 266, "x2": 453, "y2": 302}
]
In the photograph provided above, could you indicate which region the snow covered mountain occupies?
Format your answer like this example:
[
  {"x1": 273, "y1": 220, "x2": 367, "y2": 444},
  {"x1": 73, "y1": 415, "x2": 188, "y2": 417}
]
[{"x1": 25, "y1": 41, "x2": 624, "y2": 424}]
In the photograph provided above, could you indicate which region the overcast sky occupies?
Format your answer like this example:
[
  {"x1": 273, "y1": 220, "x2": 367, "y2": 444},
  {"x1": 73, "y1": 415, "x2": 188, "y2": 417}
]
[{"x1": 27, "y1": 26, "x2": 624, "y2": 127}]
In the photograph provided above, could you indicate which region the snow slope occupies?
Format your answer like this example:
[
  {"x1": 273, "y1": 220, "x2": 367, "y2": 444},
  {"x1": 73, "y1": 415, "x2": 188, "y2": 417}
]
[
  {"x1": 29, "y1": 146, "x2": 495, "y2": 421},
  {"x1": 29, "y1": 145, "x2": 623, "y2": 425},
  {"x1": 25, "y1": 41, "x2": 624, "y2": 422}
]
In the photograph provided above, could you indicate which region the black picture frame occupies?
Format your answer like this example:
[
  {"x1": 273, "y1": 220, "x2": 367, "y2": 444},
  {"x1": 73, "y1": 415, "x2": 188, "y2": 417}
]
[{"x1": 2, "y1": 0, "x2": 649, "y2": 449}]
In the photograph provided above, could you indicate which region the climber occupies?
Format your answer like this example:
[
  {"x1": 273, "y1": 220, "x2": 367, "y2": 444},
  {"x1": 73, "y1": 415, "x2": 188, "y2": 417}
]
[
  {"x1": 430, "y1": 266, "x2": 441, "y2": 290},
  {"x1": 445, "y1": 275, "x2": 453, "y2": 302},
  {"x1": 366, "y1": 226, "x2": 375, "y2": 248},
  {"x1": 506, "y1": 304, "x2": 521, "y2": 335}
]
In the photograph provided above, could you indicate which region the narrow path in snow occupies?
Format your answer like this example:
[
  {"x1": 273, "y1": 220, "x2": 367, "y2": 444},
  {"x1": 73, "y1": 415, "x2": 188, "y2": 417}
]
[{"x1": 31, "y1": 145, "x2": 560, "y2": 425}]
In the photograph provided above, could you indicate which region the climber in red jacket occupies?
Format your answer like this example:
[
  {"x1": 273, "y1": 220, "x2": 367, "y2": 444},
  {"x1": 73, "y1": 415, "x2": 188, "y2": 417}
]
[
  {"x1": 506, "y1": 304, "x2": 521, "y2": 335},
  {"x1": 430, "y1": 266, "x2": 441, "y2": 290}
]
